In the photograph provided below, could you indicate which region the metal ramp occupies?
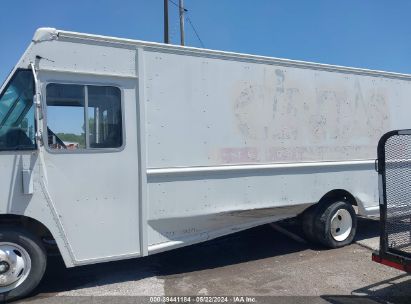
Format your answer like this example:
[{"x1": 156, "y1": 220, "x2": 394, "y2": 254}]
[{"x1": 374, "y1": 130, "x2": 411, "y2": 271}]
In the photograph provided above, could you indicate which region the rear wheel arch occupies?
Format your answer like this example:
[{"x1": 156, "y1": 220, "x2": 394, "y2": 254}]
[
  {"x1": 318, "y1": 189, "x2": 358, "y2": 207},
  {"x1": 301, "y1": 188, "x2": 357, "y2": 224}
]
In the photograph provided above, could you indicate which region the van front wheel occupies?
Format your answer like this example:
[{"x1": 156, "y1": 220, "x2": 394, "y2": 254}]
[
  {"x1": 0, "y1": 227, "x2": 46, "y2": 302},
  {"x1": 314, "y1": 201, "x2": 357, "y2": 248}
]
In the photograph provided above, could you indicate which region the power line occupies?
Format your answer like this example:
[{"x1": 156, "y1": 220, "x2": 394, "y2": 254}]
[
  {"x1": 186, "y1": 15, "x2": 205, "y2": 48},
  {"x1": 168, "y1": 0, "x2": 178, "y2": 7},
  {"x1": 169, "y1": 0, "x2": 186, "y2": 11}
]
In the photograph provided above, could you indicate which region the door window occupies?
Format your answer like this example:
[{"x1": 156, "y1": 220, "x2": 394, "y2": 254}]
[
  {"x1": 0, "y1": 70, "x2": 35, "y2": 150},
  {"x1": 46, "y1": 84, "x2": 122, "y2": 150}
]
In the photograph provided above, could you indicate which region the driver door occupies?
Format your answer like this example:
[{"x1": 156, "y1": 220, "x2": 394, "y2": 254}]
[{"x1": 39, "y1": 73, "x2": 141, "y2": 263}]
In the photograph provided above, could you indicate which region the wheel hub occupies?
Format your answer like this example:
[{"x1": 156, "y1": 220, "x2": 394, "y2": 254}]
[
  {"x1": 330, "y1": 208, "x2": 353, "y2": 242},
  {"x1": 0, "y1": 243, "x2": 31, "y2": 290},
  {"x1": 0, "y1": 261, "x2": 10, "y2": 274}
]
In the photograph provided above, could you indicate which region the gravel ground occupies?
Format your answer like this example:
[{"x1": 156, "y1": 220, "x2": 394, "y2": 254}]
[{"x1": 16, "y1": 218, "x2": 411, "y2": 304}]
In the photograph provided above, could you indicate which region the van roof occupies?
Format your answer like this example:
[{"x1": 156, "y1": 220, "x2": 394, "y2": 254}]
[{"x1": 32, "y1": 27, "x2": 411, "y2": 80}]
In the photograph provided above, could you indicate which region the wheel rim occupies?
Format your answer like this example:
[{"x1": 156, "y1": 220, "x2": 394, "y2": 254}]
[
  {"x1": 0, "y1": 242, "x2": 32, "y2": 293},
  {"x1": 330, "y1": 208, "x2": 353, "y2": 242}
]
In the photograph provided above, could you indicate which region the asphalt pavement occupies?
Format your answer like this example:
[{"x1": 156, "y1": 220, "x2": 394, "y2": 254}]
[{"x1": 16, "y1": 218, "x2": 411, "y2": 304}]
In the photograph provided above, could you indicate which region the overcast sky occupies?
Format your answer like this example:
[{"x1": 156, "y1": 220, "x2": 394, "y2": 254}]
[{"x1": 1, "y1": 0, "x2": 411, "y2": 83}]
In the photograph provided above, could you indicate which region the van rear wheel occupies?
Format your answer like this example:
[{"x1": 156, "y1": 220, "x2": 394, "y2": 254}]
[
  {"x1": 0, "y1": 227, "x2": 46, "y2": 302},
  {"x1": 313, "y1": 201, "x2": 357, "y2": 248}
]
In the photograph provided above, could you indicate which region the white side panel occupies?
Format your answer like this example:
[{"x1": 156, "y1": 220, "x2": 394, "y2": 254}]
[
  {"x1": 142, "y1": 51, "x2": 397, "y2": 246},
  {"x1": 144, "y1": 51, "x2": 411, "y2": 168},
  {"x1": 146, "y1": 163, "x2": 378, "y2": 246}
]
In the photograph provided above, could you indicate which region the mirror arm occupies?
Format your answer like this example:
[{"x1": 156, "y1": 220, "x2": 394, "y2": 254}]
[{"x1": 30, "y1": 63, "x2": 44, "y2": 147}]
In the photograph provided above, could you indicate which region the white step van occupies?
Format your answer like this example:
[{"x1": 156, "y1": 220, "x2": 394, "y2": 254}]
[{"x1": 0, "y1": 28, "x2": 406, "y2": 300}]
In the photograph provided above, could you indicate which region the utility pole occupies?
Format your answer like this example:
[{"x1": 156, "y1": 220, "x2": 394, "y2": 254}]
[
  {"x1": 179, "y1": 0, "x2": 185, "y2": 46},
  {"x1": 164, "y1": 0, "x2": 169, "y2": 44}
]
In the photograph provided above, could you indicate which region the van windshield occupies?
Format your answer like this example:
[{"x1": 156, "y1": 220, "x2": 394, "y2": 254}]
[{"x1": 0, "y1": 70, "x2": 36, "y2": 150}]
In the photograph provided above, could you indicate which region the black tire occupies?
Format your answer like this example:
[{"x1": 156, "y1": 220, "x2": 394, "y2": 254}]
[
  {"x1": 313, "y1": 201, "x2": 357, "y2": 248},
  {"x1": 0, "y1": 227, "x2": 47, "y2": 302},
  {"x1": 301, "y1": 205, "x2": 318, "y2": 243}
]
